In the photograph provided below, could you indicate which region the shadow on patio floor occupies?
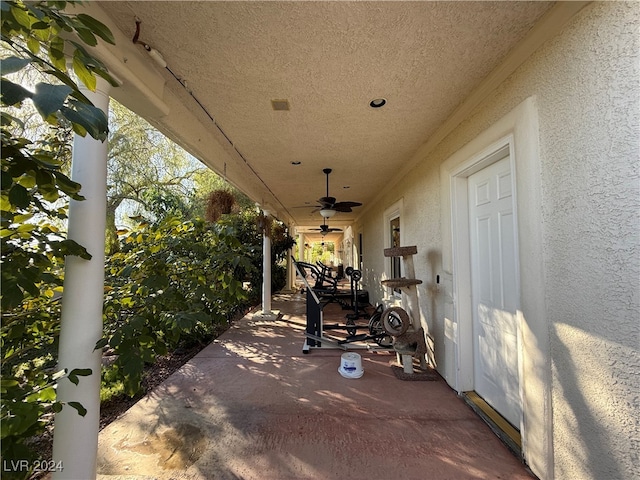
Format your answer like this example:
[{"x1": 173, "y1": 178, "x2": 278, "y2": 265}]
[{"x1": 97, "y1": 291, "x2": 533, "y2": 480}]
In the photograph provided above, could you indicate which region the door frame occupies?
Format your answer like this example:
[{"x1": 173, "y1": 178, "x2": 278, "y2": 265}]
[
  {"x1": 451, "y1": 140, "x2": 520, "y2": 397},
  {"x1": 439, "y1": 97, "x2": 551, "y2": 478},
  {"x1": 459, "y1": 142, "x2": 523, "y2": 430}
]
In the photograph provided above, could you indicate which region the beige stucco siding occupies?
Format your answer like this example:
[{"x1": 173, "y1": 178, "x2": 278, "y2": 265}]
[{"x1": 359, "y1": 2, "x2": 639, "y2": 479}]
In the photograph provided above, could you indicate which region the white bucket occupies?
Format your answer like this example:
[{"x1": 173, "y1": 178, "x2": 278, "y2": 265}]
[{"x1": 338, "y1": 352, "x2": 364, "y2": 379}]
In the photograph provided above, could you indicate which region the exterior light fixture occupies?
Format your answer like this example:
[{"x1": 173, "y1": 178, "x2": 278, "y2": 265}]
[
  {"x1": 369, "y1": 98, "x2": 387, "y2": 108},
  {"x1": 291, "y1": 161, "x2": 301, "y2": 165}
]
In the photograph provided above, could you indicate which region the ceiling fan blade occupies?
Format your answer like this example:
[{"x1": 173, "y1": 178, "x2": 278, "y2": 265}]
[{"x1": 333, "y1": 201, "x2": 362, "y2": 209}]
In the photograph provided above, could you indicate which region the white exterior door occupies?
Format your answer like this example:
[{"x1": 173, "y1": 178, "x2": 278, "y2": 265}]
[{"x1": 468, "y1": 155, "x2": 521, "y2": 427}]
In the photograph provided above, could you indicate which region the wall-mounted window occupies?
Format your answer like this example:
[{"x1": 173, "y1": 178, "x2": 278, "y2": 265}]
[{"x1": 384, "y1": 199, "x2": 403, "y2": 298}]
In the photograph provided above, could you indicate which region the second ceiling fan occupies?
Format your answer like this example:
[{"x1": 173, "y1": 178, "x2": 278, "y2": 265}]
[
  {"x1": 310, "y1": 218, "x2": 342, "y2": 236},
  {"x1": 314, "y1": 168, "x2": 362, "y2": 218}
]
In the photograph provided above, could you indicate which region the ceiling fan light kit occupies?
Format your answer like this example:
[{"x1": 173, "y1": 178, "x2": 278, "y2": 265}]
[{"x1": 320, "y1": 208, "x2": 336, "y2": 218}]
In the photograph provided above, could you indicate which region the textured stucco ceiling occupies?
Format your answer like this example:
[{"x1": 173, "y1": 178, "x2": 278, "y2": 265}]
[{"x1": 95, "y1": 1, "x2": 553, "y2": 238}]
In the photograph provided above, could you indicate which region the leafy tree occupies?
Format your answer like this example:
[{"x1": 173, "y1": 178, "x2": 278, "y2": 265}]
[
  {"x1": 1, "y1": 0, "x2": 116, "y2": 471},
  {"x1": 222, "y1": 209, "x2": 296, "y2": 299},
  {"x1": 310, "y1": 241, "x2": 335, "y2": 265},
  {"x1": 106, "y1": 101, "x2": 203, "y2": 253}
]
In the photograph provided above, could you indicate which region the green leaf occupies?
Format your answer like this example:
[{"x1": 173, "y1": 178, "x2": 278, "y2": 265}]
[
  {"x1": 0, "y1": 56, "x2": 31, "y2": 75},
  {"x1": 48, "y1": 36, "x2": 67, "y2": 71},
  {"x1": 35, "y1": 168, "x2": 55, "y2": 188},
  {"x1": 0, "y1": 79, "x2": 33, "y2": 105},
  {"x1": 69, "y1": 120, "x2": 88, "y2": 137},
  {"x1": 16, "y1": 174, "x2": 37, "y2": 188},
  {"x1": 43, "y1": 68, "x2": 85, "y2": 98},
  {"x1": 0, "y1": 378, "x2": 19, "y2": 389},
  {"x1": 41, "y1": 186, "x2": 59, "y2": 203},
  {"x1": 26, "y1": 36, "x2": 41, "y2": 54},
  {"x1": 122, "y1": 358, "x2": 144, "y2": 378},
  {"x1": 94, "y1": 67, "x2": 121, "y2": 88},
  {"x1": 76, "y1": 14, "x2": 115, "y2": 44},
  {"x1": 60, "y1": 101, "x2": 108, "y2": 141},
  {"x1": 10, "y1": 5, "x2": 33, "y2": 29},
  {"x1": 8, "y1": 184, "x2": 29, "y2": 209},
  {"x1": 31, "y1": 20, "x2": 50, "y2": 31},
  {"x1": 28, "y1": 386, "x2": 56, "y2": 402},
  {"x1": 52, "y1": 171, "x2": 82, "y2": 195},
  {"x1": 16, "y1": 223, "x2": 36, "y2": 234},
  {"x1": 72, "y1": 52, "x2": 96, "y2": 91},
  {"x1": 74, "y1": 26, "x2": 97, "y2": 47},
  {"x1": 66, "y1": 369, "x2": 92, "y2": 386},
  {"x1": 32, "y1": 153, "x2": 63, "y2": 169},
  {"x1": 0, "y1": 279, "x2": 24, "y2": 309},
  {"x1": 32, "y1": 83, "x2": 73, "y2": 118},
  {"x1": 57, "y1": 239, "x2": 91, "y2": 260},
  {"x1": 67, "y1": 401, "x2": 87, "y2": 417}
]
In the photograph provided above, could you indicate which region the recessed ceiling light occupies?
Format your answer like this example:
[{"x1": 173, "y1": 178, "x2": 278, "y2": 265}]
[
  {"x1": 291, "y1": 161, "x2": 301, "y2": 165},
  {"x1": 369, "y1": 98, "x2": 386, "y2": 108}
]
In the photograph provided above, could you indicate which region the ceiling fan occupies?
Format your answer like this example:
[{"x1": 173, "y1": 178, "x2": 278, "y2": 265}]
[
  {"x1": 310, "y1": 219, "x2": 343, "y2": 236},
  {"x1": 313, "y1": 168, "x2": 362, "y2": 218}
]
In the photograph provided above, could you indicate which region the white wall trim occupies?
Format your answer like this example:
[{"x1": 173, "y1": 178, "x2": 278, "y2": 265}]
[{"x1": 439, "y1": 97, "x2": 551, "y2": 479}]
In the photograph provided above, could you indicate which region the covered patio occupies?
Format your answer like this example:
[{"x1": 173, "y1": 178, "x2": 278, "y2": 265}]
[
  {"x1": 46, "y1": 2, "x2": 638, "y2": 479},
  {"x1": 96, "y1": 291, "x2": 532, "y2": 479}
]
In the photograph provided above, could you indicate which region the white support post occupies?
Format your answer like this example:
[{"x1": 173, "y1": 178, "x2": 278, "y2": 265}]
[
  {"x1": 253, "y1": 214, "x2": 278, "y2": 320},
  {"x1": 297, "y1": 232, "x2": 305, "y2": 261},
  {"x1": 52, "y1": 78, "x2": 110, "y2": 480},
  {"x1": 280, "y1": 224, "x2": 295, "y2": 293},
  {"x1": 262, "y1": 232, "x2": 272, "y2": 314},
  {"x1": 283, "y1": 245, "x2": 296, "y2": 293}
]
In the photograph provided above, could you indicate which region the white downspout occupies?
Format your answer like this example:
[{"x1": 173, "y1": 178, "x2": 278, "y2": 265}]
[{"x1": 52, "y1": 78, "x2": 110, "y2": 479}]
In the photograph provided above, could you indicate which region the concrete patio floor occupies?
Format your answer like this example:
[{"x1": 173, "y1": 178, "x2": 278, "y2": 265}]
[{"x1": 97, "y1": 291, "x2": 534, "y2": 480}]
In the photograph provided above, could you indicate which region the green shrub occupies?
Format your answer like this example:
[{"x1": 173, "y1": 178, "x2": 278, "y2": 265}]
[{"x1": 100, "y1": 216, "x2": 256, "y2": 395}]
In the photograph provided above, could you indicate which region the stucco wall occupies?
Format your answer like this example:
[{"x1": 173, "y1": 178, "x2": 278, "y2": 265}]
[{"x1": 359, "y1": 2, "x2": 639, "y2": 479}]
